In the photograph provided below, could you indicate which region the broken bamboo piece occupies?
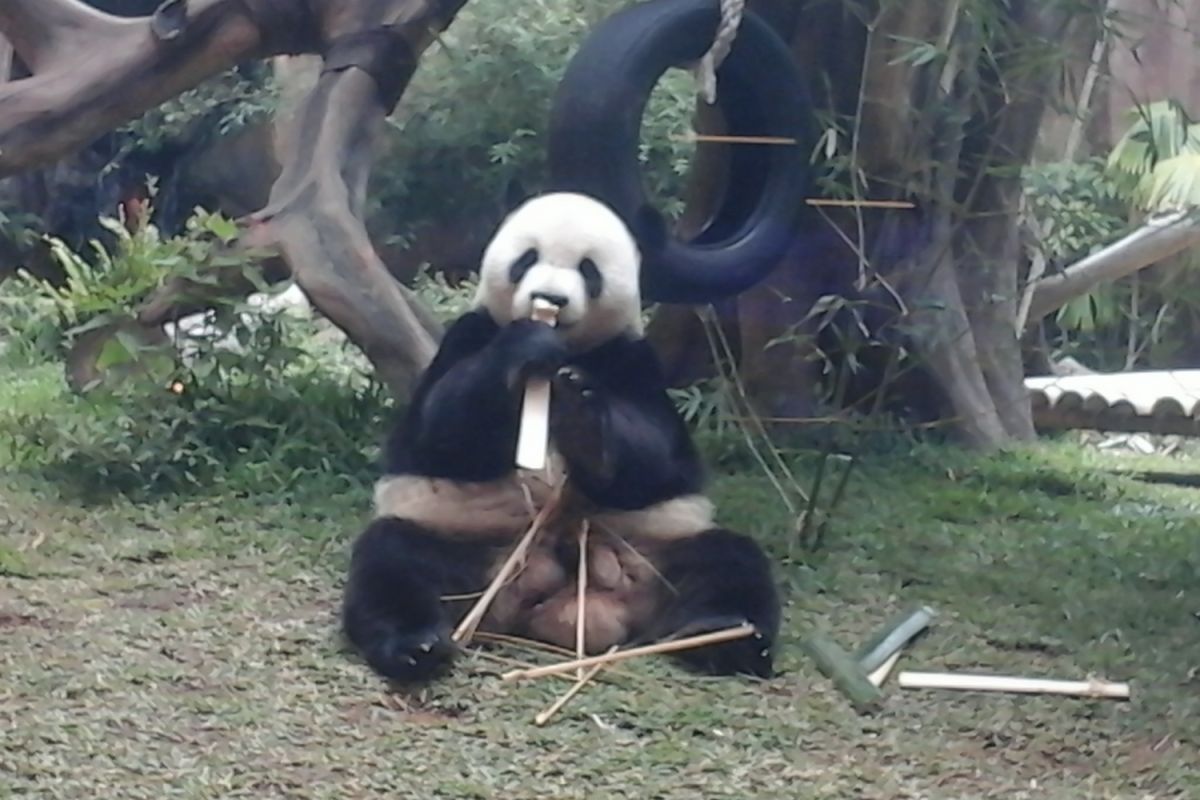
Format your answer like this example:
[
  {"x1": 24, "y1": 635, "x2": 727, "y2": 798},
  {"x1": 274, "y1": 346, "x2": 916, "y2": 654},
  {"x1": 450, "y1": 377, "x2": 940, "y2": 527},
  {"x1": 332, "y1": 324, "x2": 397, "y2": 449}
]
[
  {"x1": 799, "y1": 630, "x2": 882, "y2": 713},
  {"x1": 805, "y1": 198, "x2": 916, "y2": 209},
  {"x1": 515, "y1": 298, "x2": 560, "y2": 470},
  {"x1": 501, "y1": 623, "x2": 757, "y2": 681},
  {"x1": 897, "y1": 671, "x2": 1131, "y2": 700},
  {"x1": 675, "y1": 133, "x2": 798, "y2": 145},
  {"x1": 856, "y1": 605, "x2": 937, "y2": 673},
  {"x1": 867, "y1": 649, "x2": 902, "y2": 687},
  {"x1": 451, "y1": 482, "x2": 565, "y2": 645},
  {"x1": 534, "y1": 646, "x2": 617, "y2": 726},
  {"x1": 575, "y1": 520, "x2": 590, "y2": 679}
]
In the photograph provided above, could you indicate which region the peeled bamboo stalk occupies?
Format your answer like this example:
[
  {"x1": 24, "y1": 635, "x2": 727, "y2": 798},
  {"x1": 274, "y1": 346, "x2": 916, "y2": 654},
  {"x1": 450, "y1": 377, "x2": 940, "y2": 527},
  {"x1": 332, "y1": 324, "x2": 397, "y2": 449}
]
[
  {"x1": 575, "y1": 521, "x2": 589, "y2": 679},
  {"x1": 897, "y1": 671, "x2": 1131, "y2": 699},
  {"x1": 515, "y1": 298, "x2": 560, "y2": 470},
  {"x1": 867, "y1": 650, "x2": 902, "y2": 687}
]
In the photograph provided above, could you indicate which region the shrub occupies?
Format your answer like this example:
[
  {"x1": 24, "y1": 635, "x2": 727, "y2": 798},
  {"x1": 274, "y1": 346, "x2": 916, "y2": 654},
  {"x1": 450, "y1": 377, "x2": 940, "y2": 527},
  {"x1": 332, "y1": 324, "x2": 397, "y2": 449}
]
[
  {"x1": 0, "y1": 210, "x2": 393, "y2": 501},
  {"x1": 371, "y1": 0, "x2": 698, "y2": 241}
]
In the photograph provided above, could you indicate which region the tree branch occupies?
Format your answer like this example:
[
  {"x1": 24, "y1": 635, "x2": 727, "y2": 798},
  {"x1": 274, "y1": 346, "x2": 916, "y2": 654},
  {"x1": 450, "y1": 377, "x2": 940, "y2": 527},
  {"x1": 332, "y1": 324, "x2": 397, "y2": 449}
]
[
  {"x1": 244, "y1": 65, "x2": 441, "y2": 392},
  {"x1": 0, "y1": 0, "x2": 268, "y2": 175},
  {"x1": 1023, "y1": 209, "x2": 1200, "y2": 328},
  {"x1": 3, "y1": 0, "x2": 469, "y2": 398}
]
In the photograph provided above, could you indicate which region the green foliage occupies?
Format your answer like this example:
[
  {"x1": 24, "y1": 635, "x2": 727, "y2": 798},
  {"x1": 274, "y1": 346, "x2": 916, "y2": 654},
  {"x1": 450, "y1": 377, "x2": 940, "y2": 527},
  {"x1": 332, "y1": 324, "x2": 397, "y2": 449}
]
[
  {"x1": 1, "y1": 359, "x2": 389, "y2": 502},
  {"x1": 3, "y1": 209, "x2": 244, "y2": 362},
  {"x1": 668, "y1": 378, "x2": 748, "y2": 465},
  {"x1": 0, "y1": 278, "x2": 64, "y2": 366},
  {"x1": 0, "y1": 211, "x2": 393, "y2": 501},
  {"x1": 121, "y1": 66, "x2": 279, "y2": 154},
  {"x1": 1023, "y1": 158, "x2": 1129, "y2": 334},
  {"x1": 411, "y1": 266, "x2": 479, "y2": 323},
  {"x1": 1024, "y1": 158, "x2": 1127, "y2": 265},
  {"x1": 1106, "y1": 99, "x2": 1200, "y2": 211},
  {"x1": 1026, "y1": 101, "x2": 1200, "y2": 367},
  {"x1": 371, "y1": 0, "x2": 697, "y2": 239}
]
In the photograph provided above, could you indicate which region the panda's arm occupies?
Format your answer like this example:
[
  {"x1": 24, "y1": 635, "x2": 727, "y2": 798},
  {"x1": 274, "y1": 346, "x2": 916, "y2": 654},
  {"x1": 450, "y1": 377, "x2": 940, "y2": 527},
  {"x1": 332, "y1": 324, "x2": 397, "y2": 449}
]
[
  {"x1": 553, "y1": 338, "x2": 704, "y2": 509},
  {"x1": 388, "y1": 310, "x2": 566, "y2": 481}
]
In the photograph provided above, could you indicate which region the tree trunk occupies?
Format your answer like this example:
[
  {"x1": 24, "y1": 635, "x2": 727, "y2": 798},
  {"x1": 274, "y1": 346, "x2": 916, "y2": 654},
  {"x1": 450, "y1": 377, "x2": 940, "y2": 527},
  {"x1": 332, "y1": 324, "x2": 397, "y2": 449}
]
[
  {"x1": 751, "y1": 0, "x2": 1089, "y2": 447},
  {"x1": 0, "y1": 0, "x2": 466, "y2": 398}
]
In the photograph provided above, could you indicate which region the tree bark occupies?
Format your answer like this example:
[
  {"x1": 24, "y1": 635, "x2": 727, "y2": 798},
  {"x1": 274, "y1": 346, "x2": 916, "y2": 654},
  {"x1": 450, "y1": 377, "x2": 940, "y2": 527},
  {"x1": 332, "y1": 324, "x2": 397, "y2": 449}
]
[
  {"x1": 0, "y1": 0, "x2": 466, "y2": 397},
  {"x1": 841, "y1": 0, "x2": 1086, "y2": 446}
]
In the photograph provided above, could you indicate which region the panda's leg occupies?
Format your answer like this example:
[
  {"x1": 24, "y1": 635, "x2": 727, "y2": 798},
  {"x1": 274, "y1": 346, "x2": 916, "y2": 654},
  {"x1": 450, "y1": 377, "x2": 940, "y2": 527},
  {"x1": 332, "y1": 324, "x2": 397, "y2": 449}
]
[
  {"x1": 650, "y1": 529, "x2": 781, "y2": 679},
  {"x1": 341, "y1": 517, "x2": 499, "y2": 683}
]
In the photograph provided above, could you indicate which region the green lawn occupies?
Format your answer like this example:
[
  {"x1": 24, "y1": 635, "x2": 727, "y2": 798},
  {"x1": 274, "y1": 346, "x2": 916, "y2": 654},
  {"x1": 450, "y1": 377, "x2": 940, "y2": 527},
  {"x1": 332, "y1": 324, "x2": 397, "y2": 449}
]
[{"x1": 2, "y1": 366, "x2": 1198, "y2": 798}]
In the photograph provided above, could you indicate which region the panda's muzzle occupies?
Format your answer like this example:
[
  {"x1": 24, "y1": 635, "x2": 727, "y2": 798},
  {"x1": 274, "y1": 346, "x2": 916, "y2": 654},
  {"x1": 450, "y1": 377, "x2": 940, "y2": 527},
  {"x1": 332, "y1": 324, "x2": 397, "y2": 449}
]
[{"x1": 531, "y1": 291, "x2": 570, "y2": 309}]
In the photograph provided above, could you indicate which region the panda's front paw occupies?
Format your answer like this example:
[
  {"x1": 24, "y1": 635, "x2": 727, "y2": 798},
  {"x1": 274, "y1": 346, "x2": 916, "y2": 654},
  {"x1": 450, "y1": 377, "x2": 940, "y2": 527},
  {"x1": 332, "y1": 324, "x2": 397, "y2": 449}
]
[
  {"x1": 359, "y1": 623, "x2": 458, "y2": 684},
  {"x1": 667, "y1": 615, "x2": 775, "y2": 679},
  {"x1": 553, "y1": 365, "x2": 598, "y2": 401},
  {"x1": 496, "y1": 319, "x2": 567, "y2": 386},
  {"x1": 550, "y1": 366, "x2": 611, "y2": 472}
]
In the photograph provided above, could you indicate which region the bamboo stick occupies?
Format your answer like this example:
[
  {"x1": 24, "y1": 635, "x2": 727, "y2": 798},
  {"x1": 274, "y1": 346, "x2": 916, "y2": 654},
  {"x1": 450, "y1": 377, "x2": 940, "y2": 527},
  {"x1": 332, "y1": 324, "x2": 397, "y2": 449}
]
[
  {"x1": 867, "y1": 650, "x2": 902, "y2": 687},
  {"x1": 450, "y1": 483, "x2": 564, "y2": 644},
  {"x1": 515, "y1": 298, "x2": 559, "y2": 470},
  {"x1": 501, "y1": 623, "x2": 756, "y2": 681},
  {"x1": 856, "y1": 605, "x2": 937, "y2": 672},
  {"x1": 798, "y1": 631, "x2": 883, "y2": 713},
  {"x1": 805, "y1": 198, "x2": 915, "y2": 209},
  {"x1": 575, "y1": 520, "x2": 589, "y2": 679},
  {"x1": 897, "y1": 671, "x2": 1131, "y2": 699},
  {"x1": 533, "y1": 647, "x2": 617, "y2": 726},
  {"x1": 675, "y1": 133, "x2": 798, "y2": 145}
]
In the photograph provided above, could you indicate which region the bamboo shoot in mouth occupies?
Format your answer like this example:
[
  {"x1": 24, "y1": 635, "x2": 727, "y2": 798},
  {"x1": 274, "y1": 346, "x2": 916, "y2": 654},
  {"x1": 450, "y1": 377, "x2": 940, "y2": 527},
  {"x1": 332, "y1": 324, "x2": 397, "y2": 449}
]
[{"x1": 515, "y1": 298, "x2": 560, "y2": 470}]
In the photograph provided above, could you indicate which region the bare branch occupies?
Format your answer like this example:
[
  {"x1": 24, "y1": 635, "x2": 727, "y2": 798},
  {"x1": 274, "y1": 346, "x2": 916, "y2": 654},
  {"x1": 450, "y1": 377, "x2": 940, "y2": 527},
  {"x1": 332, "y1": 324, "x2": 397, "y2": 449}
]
[
  {"x1": 0, "y1": 0, "x2": 125, "y2": 71},
  {"x1": 0, "y1": 0, "x2": 268, "y2": 176},
  {"x1": 1023, "y1": 209, "x2": 1200, "y2": 329},
  {"x1": 5, "y1": 0, "x2": 471, "y2": 398}
]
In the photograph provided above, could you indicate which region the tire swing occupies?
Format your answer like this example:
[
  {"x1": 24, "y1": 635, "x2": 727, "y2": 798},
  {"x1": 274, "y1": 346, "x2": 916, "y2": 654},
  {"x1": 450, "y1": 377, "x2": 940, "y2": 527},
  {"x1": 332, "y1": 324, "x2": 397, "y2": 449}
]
[{"x1": 546, "y1": 0, "x2": 814, "y2": 304}]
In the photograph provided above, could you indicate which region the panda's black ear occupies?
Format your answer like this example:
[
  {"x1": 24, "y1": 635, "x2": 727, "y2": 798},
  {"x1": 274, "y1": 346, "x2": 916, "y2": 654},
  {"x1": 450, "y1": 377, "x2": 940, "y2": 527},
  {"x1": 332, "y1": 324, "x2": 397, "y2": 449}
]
[
  {"x1": 630, "y1": 203, "x2": 669, "y2": 254},
  {"x1": 502, "y1": 178, "x2": 531, "y2": 214}
]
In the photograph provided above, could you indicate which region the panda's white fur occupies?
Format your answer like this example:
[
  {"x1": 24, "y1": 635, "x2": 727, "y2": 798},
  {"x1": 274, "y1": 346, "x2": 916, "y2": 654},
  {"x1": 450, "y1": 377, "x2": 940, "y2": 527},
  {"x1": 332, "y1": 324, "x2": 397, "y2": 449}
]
[
  {"x1": 473, "y1": 192, "x2": 644, "y2": 351},
  {"x1": 374, "y1": 191, "x2": 714, "y2": 548}
]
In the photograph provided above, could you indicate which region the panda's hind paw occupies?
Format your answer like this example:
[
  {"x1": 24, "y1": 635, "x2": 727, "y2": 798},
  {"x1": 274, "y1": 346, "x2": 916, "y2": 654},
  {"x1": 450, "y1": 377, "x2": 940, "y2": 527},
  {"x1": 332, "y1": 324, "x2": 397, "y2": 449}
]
[
  {"x1": 667, "y1": 616, "x2": 775, "y2": 679},
  {"x1": 361, "y1": 625, "x2": 458, "y2": 684}
]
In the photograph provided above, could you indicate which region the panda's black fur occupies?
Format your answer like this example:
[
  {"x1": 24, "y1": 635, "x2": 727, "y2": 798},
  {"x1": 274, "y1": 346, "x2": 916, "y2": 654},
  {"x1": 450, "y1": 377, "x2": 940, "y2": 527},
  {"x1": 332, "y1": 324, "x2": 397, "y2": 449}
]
[{"x1": 341, "y1": 193, "x2": 781, "y2": 683}]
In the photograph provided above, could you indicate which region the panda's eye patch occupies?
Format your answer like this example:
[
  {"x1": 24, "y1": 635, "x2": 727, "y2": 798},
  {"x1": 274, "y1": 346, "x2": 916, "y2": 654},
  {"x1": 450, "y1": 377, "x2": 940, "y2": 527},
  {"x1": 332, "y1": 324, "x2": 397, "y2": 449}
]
[
  {"x1": 579, "y1": 257, "x2": 604, "y2": 299},
  {"x1": 509, "y1": 248, "x2": 539, "y2": 284}
]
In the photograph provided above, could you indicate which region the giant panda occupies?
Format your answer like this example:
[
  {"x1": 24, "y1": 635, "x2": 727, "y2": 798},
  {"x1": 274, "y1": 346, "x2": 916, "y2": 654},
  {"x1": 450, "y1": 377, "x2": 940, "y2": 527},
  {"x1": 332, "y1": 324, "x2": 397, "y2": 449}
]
[{"x1": 341, "y1": 192, "x2": 781, "y2": 682}]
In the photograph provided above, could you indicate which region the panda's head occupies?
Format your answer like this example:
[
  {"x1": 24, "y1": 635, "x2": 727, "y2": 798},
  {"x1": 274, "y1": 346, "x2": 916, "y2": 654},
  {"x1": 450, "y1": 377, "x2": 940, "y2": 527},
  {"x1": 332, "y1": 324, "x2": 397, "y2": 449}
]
[{"x1": 474, "y1": 192, "x2": 643, "y2": 351}]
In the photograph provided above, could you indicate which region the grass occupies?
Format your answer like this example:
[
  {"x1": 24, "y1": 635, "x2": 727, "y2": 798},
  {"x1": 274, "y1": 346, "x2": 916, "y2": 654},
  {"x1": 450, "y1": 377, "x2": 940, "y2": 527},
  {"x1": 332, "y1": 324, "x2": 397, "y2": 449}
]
[{"x1": 2, "y1": 364, "x2": 1199, "y2": 798}]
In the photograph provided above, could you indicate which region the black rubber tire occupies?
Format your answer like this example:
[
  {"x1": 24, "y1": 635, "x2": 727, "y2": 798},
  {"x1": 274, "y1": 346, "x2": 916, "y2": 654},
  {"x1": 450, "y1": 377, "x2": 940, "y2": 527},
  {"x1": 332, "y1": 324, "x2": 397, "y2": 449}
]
[{"x1": 546, "y1": 0, "x2": 814, "y2": 304}]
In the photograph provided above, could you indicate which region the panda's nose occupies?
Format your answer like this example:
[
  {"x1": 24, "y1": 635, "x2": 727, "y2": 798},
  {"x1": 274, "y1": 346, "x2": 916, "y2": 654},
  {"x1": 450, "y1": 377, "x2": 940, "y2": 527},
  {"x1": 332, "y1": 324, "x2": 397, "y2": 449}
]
[{"x1": 531, "y1": 291, "x2": 569, "y2": 309}]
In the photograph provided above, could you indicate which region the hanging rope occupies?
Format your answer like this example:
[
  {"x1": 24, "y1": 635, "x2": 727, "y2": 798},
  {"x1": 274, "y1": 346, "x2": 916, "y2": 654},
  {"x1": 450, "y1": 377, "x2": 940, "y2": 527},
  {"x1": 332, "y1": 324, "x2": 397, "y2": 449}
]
[{"x1": 693, "y1": 0, "x2": 745, "y2": 104}]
